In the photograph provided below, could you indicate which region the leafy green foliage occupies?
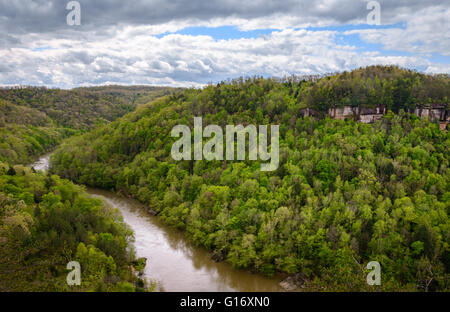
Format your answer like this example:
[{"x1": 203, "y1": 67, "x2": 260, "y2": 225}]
[
  {"x1": 0, "y1": 86, "x2": 181, "y2": 165},
  {"x1": 0, "y1": 164, "x2": 145, "y2": 291},
  {"x1": 0, "y1": 100, "x2": 76, "y2": 164},
  {"x1": 302, "y1": 66, "x2": 449, "y2": 111},
  {"x1": 50, "y1": 67, "x2": 450, "y2": 291},
  {"x1": 0, "y1": 86, "x2": 181, "y2": 129}
]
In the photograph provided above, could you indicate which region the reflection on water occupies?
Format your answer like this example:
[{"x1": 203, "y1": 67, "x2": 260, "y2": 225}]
[
  {"x1": 31, "y1": 153, "x2": 282, "y2": 292},
  {"x1": 88, "y1": 189, "x2": 283, "y2": 292}
]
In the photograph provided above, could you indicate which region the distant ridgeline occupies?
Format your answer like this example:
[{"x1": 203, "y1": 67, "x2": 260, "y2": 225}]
[
  {"x1": 0, "y1": 85, "x2": 182, "y2": 164},
  {"x1": 0, "y1": 85, "x2": 181, "y2": 130}
]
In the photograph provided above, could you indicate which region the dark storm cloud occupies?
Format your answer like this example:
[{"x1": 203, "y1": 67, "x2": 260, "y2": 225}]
[
  {"x1": 1, "y1": 0, "x2": 448, "y2": 36},
  {"x1": 0, "y1": 34, "x2": 22, "y2": 46}
]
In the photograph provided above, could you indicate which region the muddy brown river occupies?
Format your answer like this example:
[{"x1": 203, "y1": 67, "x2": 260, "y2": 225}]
[{"x1": 32, "y1": 154, "x2": 283, "y2": 292}]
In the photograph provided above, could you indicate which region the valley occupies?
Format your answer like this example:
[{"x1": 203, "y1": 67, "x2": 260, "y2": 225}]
[
  {"x1": 32, "y1": 153, "x2": 283, "y2": 291},
  {"x1": 1, "y1": 66, "x2": 449, "y2": 291}
]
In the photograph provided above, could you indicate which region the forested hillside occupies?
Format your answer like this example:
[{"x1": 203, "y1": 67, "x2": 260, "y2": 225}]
[
  {"x1": 0, "y1": 100, "x2": 76, "y2": 164},
  {"x1": 0, "y1": 163, "x2": 147, "y2": 291},
  {"x1": 0, "y1": 85, "x2": 182, "y2": 292},
  {"x1": 0, "y1": 86, "x2": 180, "y2": 129},
  {"x1": 301, "y1": 66, "x2": 449, "y2": 111},
  {"x1": 50, "y1": 66, "x2": 450, "y2": 291},
  {"x1": 0, "y1": 86, "x2": 181, "y2": 165}
]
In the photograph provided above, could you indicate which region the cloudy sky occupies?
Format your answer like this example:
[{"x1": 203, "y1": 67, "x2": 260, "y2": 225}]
[{"x1": 0, "y1": 0, "x2": 449, "y2": 88}]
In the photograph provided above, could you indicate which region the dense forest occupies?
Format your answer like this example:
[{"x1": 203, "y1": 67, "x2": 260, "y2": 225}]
[
  {"x1": 288, "y1": 65, "x2": 449, "y2": 112},
  {"x1": 0, "y1": 86, "x2": 180, "y2": 165},
  {"x1": 50, "y1": 66, "x2": 450, "y2": 291},
  {"x1": 0, "y1": 86, "x2": 180, "y2": 129},
  {"x1": 0, "y1": 87, "x2": 180, "y2": 291},
  {"x1": 0, "y1": 162, "x2": 148, "y2": 291},
  {"x1": 0, "y1": 99, "x2": 76, "y2": 165}
]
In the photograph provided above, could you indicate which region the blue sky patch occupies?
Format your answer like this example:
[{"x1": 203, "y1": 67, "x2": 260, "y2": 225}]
[
  {"x1": 156, "y1": 22, "x2": 448, "y2": 66},
  {"x1": 32, "y1": 46, "x2": 54, "y2": 52},
  {"x1": 157, "y1": 25, "x2": 276, "y2": 40}
]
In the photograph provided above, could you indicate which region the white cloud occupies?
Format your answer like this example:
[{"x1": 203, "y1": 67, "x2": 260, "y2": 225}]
[
  {"x1": 0, "y1": 1, "x2": 448, "y2": 88},
  {"x1": 0, "y1": 27, "x2": 438, "y2": 88},
  {"x1": 424, "y1": 64, "x2": 450, "y2": 74},
  {"x1": 345, "y1": 6, "x2": 450, "y2": 56}
]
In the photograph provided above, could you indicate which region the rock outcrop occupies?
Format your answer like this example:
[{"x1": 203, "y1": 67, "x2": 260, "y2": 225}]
[{"x1": 279, "y1": 273, "x2": 309, "y2": 291}]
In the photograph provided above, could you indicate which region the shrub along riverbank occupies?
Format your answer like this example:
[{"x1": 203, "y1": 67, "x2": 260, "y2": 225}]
[{"x1": 0, "y1": 162, "x2": 148, "y2": 291}]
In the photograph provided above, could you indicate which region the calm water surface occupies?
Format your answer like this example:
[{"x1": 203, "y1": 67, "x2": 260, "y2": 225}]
[{"x1": 32, "y1": 154, "x2": 283, "y2": 292}]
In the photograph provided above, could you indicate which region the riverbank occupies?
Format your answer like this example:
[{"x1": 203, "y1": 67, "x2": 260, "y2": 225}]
[{"x1": 32, "y1": 153, "x2": 283, "y2": 292}]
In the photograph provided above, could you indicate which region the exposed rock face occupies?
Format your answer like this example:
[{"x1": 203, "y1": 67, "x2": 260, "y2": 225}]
[
  {"x1": 413, "y1": 105, "x2": 447, "y2": 121},
  {"x1": 360, "y1": 114, "x2": 382, "y2": 123},
  {"x1": 279, "y1": 273, "x2": 309, "y2": 291},
  {"x1": 328, "y1": 106, "x2": 354, "y2": 120},
  {"x1": 300, "y1": 108, "x2": 321, "y2": 118},
  {"x1": 359, "y1": 106, "x2": 386, "y2": 123},
  {"x1": 148, "y1": 208, "x2": 158, "y2": 216},
  {"x1": 305, "y1": 104, "x2": 448, "y2": 129},
  {"x1": 326, "y1": 104, "x2": 448, "y2": 127},
  {"x1": 328, "y1": 105, "x2": 386, "y2": 123}
]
